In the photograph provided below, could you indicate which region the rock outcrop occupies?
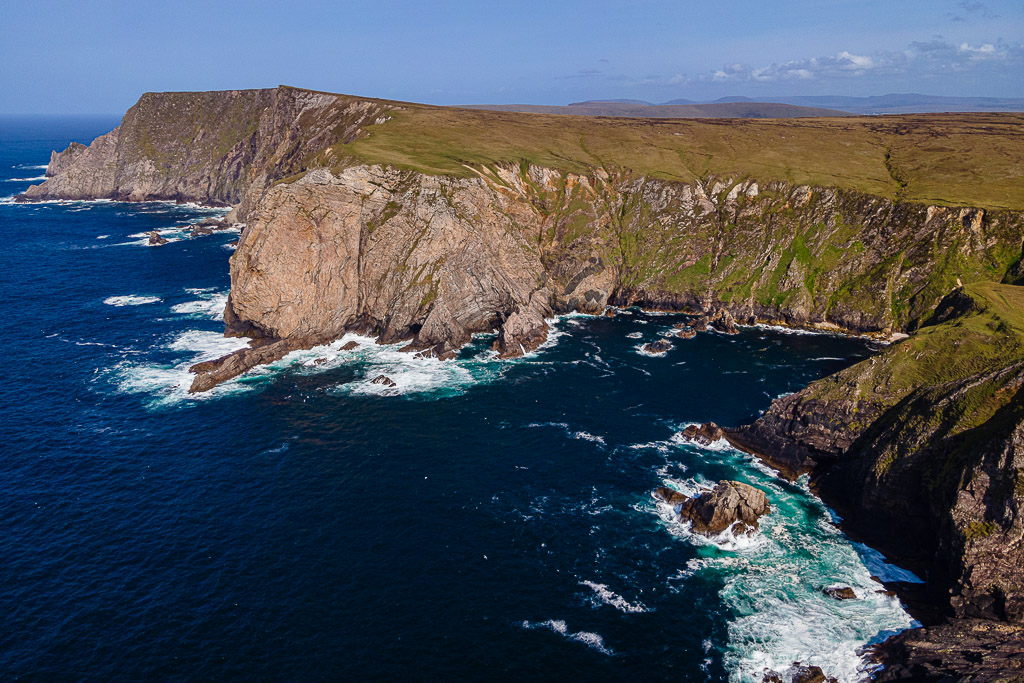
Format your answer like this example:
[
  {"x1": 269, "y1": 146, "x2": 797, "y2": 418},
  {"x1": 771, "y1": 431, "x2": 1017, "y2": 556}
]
[
  {"x1": 656, "y1": 480, "x2": 771, "y2": 535},
  {"x1": 680, "y1": 422, "x2": 725, "y2": 445},
  {"x1": 641, "y1": 339, "x2": 673, "y2": 354},
  {"x1": 872, "y1": 618, "x2": 1024, "y2": 681}
]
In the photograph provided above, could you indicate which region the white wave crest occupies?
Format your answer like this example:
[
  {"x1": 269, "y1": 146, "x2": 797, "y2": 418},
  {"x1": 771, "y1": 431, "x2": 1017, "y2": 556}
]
[
  {"x1": 521, "y1": 620, "x2": 614, "y2": 655},
  {"x1": 111, "y1": 330, "x2": 250, "y2": 407},
  {"x1": 104, "y1": 295, "x2": 162, "y2": 306},
  {"x1": 851, "y1": 543, "x2": 924, "y2": 584},
  {"x1": 580, "y1": 580, "x2": 650, "y2": 614},
  {"x1": 171, "y1": 289, "x2": 228, "y2": 320},
  {"x1": 526, "y1": 422, "x2": 606, "y2": 446},
  {"x1": 4, "y1": 175, "x2": 46, "y2": 182}
]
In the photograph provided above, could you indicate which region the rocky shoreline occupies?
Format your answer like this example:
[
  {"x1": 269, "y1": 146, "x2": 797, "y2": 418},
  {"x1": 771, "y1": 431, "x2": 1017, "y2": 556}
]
[{"x1": 18, "y1": 87, "x2": 1024, "y2": 680}]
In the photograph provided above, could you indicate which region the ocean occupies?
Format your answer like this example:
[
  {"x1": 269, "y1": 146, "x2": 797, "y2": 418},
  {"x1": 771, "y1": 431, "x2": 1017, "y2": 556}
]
[{"x1": 0, "y1": 117, "x2": 919, "y2": 681}]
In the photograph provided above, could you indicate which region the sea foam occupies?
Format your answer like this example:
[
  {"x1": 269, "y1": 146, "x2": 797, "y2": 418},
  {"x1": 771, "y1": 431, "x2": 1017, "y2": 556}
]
[{"x1": 104, "y1": 295, "x2": 162, "y2": 307}]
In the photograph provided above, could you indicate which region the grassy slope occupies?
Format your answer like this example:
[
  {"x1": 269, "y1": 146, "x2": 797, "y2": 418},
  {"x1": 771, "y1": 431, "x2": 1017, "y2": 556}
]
[
  {"x1": 319, "y1": 95, "x2": 1024, "y2": 210},
  {"x1": 860, "y1": 282, "x2": 1024, "y2": 402}
]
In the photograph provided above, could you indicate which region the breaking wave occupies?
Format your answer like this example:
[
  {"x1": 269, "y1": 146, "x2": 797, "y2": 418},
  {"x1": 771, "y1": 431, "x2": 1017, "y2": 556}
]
[
  {"x1": 521, "y1": 619, "x2": 615, "y2": 655},
  {"x1": 643, "y1": 432, "x2": 917, "y2": 681},
  {"x1": 580, "y1": 580, "x2": 650, "y2": 614},
  {"x1": 104, "y1": 295, "x2": 162, "y2": 307}
]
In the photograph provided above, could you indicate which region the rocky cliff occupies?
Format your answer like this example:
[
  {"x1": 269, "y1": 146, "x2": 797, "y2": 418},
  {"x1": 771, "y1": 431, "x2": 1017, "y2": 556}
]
[
  {"x1": 19, "y1": 86, "x2": 388, "y2": 218},
  {"x1": 729, "y1": 282, "x2": 1024, "y2": 675}
]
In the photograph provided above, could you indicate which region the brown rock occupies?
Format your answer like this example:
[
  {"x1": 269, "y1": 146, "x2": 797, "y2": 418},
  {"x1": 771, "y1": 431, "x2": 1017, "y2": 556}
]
[
  {"x1": 189, "y1": 336, "x2": 314, "y2": 393},
  {"x1": 691, "y1": 317, "x2": 709, "y2": 332},
  {"x1": 823, "y1": 586, "x2": 858, "y2": 600},
  {"x1": 676, "y1": 326, "x2": 696, "y2": 339},
  {"x1": 790, "y1": 665, "x2": 835, "y2": 683},
  {"x1": 681, "y1": 422, "x2": 725, "y2": 445},
  {"x1": 148, "y1": 231, "x2": 168, "y2": 246},
  {"x1": 340, "y1": 341, "x2": 360, "y2": 351},
  {"x1": 709, "y1": 308, "x2": 740, "y2": 334},
  {"x1": 370, "y1": 374, "x2": 397, "y2": 387},
  {"x1": 654, "y1": 486, "x2": 690, "y2": 506},
  {"x1": 642, "y1": 339, "x2": 673, "y2": 354},
  {"x1": 604, "y1": 308, "x2": 616, "y2": 317},
  {"x1": 660, "y1": 480, "x2": 771, "y2": 535}
]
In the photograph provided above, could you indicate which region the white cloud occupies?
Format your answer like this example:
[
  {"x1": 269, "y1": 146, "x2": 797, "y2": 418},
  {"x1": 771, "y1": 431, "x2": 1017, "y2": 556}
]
[{"x1": 695, "y1": 38, "x2": 1021, "y2": 84}]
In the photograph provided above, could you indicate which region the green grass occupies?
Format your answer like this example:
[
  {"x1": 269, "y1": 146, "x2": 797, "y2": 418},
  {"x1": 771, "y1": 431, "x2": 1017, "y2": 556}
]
[{"x1": 314, "y1": 92, "x2": 1024, "y2": 210}]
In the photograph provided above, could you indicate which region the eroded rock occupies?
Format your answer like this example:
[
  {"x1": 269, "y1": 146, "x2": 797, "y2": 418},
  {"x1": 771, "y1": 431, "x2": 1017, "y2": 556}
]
[
  {"x1": 642, "y1": 339, "x2": 673, "y2": 354},
  {"x1": 370, "y1": 375, "x2": 397, "y2": 387},
  {"x1": 148, "y1": 231, "x2": 168, "y2": 246},
  {"x1": 823, "y1": 586, "x2": 857, "y2": 600},
  {"x1": 656, "y1": 480, "x2": 771, "y2": 535},
  {"x1": 681, "y1": 422, "x2": 724, "y2": 445}
]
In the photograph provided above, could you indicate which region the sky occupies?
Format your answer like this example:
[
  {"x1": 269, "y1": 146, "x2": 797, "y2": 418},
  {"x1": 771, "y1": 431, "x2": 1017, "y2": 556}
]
[{"x1": 1, "y1": 0, "x2": 1022, "y2": 114}]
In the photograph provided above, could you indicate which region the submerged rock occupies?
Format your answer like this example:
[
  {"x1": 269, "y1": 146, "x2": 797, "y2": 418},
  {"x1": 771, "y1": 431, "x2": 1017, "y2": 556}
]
[
  {"x1": 642, "y1": 339, "x2": 673, "y2": 354},
  {"x1": 761, "y1": 665, "x2": 837, "y2": 683},
  {"x1": 655, "y1": 480, "x2": 771, "y2": 535},
  {"x1": 790, "y1": 665, "x2": 837, "y2": 683},
  {"x1": 822, "y1": 586, "x2": 858, "y2": 600}
]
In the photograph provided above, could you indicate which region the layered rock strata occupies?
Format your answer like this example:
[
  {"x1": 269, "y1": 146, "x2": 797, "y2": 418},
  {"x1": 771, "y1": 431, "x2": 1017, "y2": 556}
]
[{"x1": 19, "y1": 89, "x2": 1024, "y2": 392}]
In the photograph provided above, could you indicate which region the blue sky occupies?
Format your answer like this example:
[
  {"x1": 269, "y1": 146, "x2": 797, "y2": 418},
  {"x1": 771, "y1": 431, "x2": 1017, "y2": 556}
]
[{"x1": 1, "y1": 0, "x2": 1021, "y2": 113}]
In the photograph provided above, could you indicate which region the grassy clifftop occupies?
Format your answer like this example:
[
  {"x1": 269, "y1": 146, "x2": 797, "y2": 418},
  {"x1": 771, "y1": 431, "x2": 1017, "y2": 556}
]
[{"x1": 317, "y1": 92, "x2": 1024, "y2": 210}]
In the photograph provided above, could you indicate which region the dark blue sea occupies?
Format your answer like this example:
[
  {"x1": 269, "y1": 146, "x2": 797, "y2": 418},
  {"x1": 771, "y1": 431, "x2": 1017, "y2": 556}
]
[{"x1": 0, "y1": 117, "x2": 920, "y2": 682}]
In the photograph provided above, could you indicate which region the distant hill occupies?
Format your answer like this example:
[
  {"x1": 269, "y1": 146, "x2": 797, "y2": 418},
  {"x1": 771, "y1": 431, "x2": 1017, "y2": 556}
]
[
  {"x1": 459, "y1": 101, "x2": 850, "y2": 119},
  {"x1": 568, "y1": 98, "x2": 653, "y2": 106},
  {"x1": 466, "y1": 94, "x2": 1024, "y2": 117},
  {"x1": 689, "y1": 94, "x2": 1024, "y2": 114}
]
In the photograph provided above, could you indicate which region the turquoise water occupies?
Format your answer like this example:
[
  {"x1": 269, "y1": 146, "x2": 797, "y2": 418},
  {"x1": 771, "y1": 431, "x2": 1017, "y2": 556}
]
[{"x1": 0, "y1": 117, "x2": 918, "y2": 681}]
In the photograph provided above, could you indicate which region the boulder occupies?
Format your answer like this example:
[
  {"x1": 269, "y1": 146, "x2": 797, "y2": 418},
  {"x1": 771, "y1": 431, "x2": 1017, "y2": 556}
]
[
  {"x1": 642, "y1": 339, "x2": 673, "y2": 354},
  {"x1": 340, "y1": 341, "x2": 360, "y2": 351},
  {"x1": 676, "y1": 326, "x2": 696, "y2": 339},
  {"x1": 148, "y1": 231, "x2": 168, "y2": 246},
  {"x1": 657, "y1": 480, "x2": 771, "y2": 535},
  {"x1": 791, "y1": 665, "x2": 836, "y2": 683},
  {"x1": 710, "y1": 308, "x2": 740, "y2": 334},
  {"x1": 189, "y1": 225, "x2": 214, "y2": 237},
  {"x1": 691, "y1": 316, "x2": 709, "y2": 332},
  {"x1": 604, "y1": 308, "x2": 616, "y2": 317},
  {"x1": 823, "y1": 586, "x2": 858, "y2": 600},
  {"x1": 681, "y1": 422, "x2": 724, "y2": 445},
  {"x1": 370, "y1": 374, "x2": 397, "y2": 387}
]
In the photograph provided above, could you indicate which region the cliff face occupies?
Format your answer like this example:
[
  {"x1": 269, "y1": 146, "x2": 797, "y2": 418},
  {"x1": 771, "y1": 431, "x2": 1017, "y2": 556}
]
[
  {"x1": 20, "y1": 86, "x2": 387, "y2": 217},
  {"x1": 182, "y1": 158, "x2": 1021, "y2": 391},
  {"x1": 729, "y1": 283, "x2": 1024, "y2": 672},
  {"x1": 21, "y1": 91, "x2": 1023, "y2": 389}
]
